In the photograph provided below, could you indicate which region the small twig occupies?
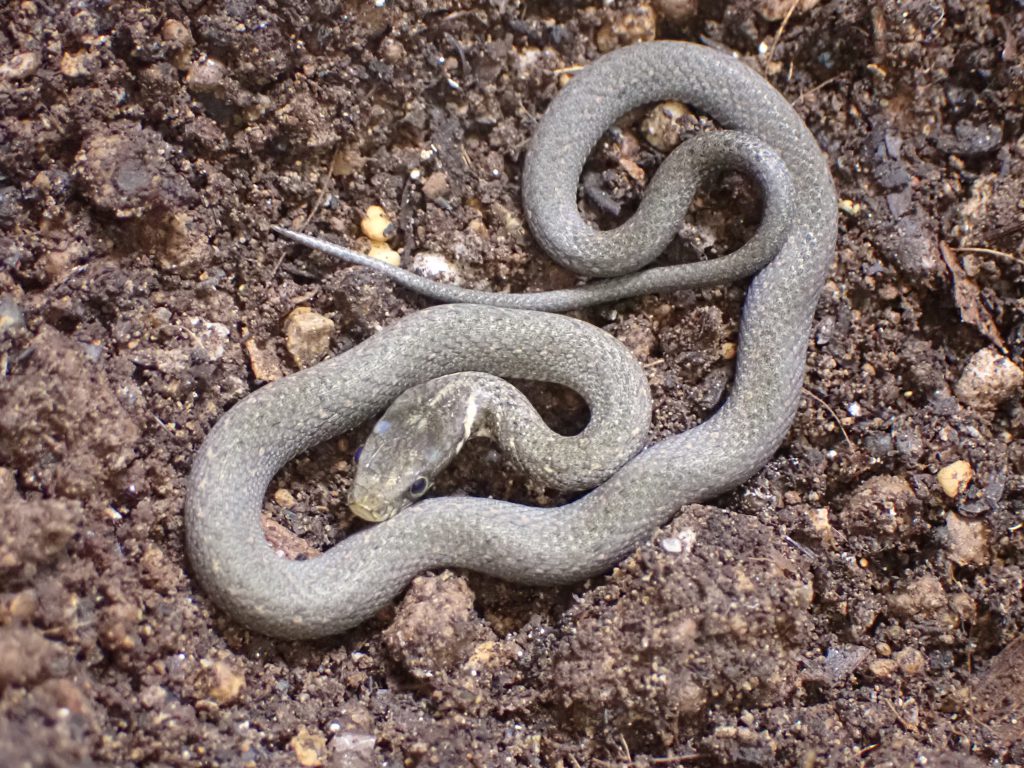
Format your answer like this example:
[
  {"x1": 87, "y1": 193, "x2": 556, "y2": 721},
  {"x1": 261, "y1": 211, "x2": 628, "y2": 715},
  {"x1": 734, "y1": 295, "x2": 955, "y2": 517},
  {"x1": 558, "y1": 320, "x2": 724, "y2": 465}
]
[
  {"x1": 803, "y1": 387, "x2": 854, "y2": 449},
  {"x1": 151, "y1": 413, "x2": 175, "y2": 435},
  {"x1": 784, "y1": 535, "x2": 818, "y2": 560},
  {"x1": 794, "y1": 75, "x2": 839, "y2": 105},
  {"x1": 954, "y1": 245, "x2": 1024, "y2": 266},
  {"x1": 885, "y1": 699, "x2": 919, "y2": 732},
  {"x1": 552, "y1": 64, "x2": 584, "y2": 76},
  {"x1": 767, "y1": 0, "x2": 803, "y2": 63},
  {"x1": 619, "y1": 735, "x2": 632, "y2": 763},
  {"x1": 649, "y1": 753, "x2": 704, "y2": 764}
]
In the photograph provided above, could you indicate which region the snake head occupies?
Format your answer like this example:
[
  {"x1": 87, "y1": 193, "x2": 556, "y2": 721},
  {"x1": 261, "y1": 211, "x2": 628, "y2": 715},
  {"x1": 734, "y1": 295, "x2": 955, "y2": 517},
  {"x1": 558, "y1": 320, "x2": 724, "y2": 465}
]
[{"x1": 348, "y1": 375, "x2": 481, "y2": 522}]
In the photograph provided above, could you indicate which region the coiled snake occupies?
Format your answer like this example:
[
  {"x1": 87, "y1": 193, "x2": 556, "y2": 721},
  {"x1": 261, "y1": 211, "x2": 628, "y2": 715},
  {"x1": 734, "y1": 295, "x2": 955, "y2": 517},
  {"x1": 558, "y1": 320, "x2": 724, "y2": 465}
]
[{"x1": 186, "y1": 41, "x2": 836, "y2": 639}]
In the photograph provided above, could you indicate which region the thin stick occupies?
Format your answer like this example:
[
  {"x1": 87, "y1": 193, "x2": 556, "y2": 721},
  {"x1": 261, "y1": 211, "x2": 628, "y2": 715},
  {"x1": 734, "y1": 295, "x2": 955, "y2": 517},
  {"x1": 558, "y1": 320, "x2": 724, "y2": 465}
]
[
  {"x1": 803, "y1": 387, "x2": 854, "y2": 449},
  {"x1": 768, "y1": 0, "x2": 803, "y2": 63},
  {"x1": 954, "y1": 245, "x2": 1024, "y2": 266}
]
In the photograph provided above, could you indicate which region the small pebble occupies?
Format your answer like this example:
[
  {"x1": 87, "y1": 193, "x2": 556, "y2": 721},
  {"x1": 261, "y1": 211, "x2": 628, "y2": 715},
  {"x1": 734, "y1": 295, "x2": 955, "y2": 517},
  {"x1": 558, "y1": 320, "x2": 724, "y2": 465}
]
[
  {"x1": 641, "y1": 101, "x2": 693, "y2": 153},
  {"x1": 937, "y1": 460, "x2": 973, "y2": 498},
  {"x1": 379, "y1": 38, "x2": 405, "y2": 64},
  {"x1": 40, "y1": 249, "x2": 73, "y2": 283},
  {"x1": 284, "y1": 307, "x2": 335, "y2": 368},
  {"x1": 329, "y1": 732, "x2": 375, "y2": 766},
  {"x1": 660, "y1": 537, "x2": 683, "y2": 553},
  {"x1": 161, "y1": 19, "x2": 194, "y2": 69},
  {"x1": 954, "y1": 348, "x2": 1024, "y2": 411},
  {"x1": 868, "y1": 658, "x2": 898, "y2": 680},
  {"x1": 943, "y1": 512, "x2": 990, "y2": 567},
  {"x1": 895, "y1": 647, "x2": 927, "y2": 676},
  {"x1": 360, "y1": 205, "x2": 394, "y2": 242},
  {"x1": 274, "y1": 489, "x2": 298, "y2": 509},
  {"x1": 244, "y1": 338, "x2": 283, "y2": 382},
  {"x1": 185, "y1": 57, "x2": 227, "y2": 94},
  {"x1": 0, "y1": 295, "x2": 26, "y2": 336},
  {"x1": 202, "y1": 659, "x2": 245, "y2": 705},
  {"x1": 839, "y1": 199, "x2": 861, "y2": 215},
  {"x1": 411, "y1": 252, "x2": 456, "y2": 280},
  {"x1": 161, "y1": 19, "x2": 193, "y2": 47},
  {"x1": 0, "y1": 51, "x2": 41, "y2": 81},
  {"x1": 188, "y1": 318, "x2": 230, "y2": 363},
  {"x1": 291, "y1": 726, "x2": 327, "y2": 767},
  {"x1": 59, "y1": 50, "x2": 98, "y2": 79}
]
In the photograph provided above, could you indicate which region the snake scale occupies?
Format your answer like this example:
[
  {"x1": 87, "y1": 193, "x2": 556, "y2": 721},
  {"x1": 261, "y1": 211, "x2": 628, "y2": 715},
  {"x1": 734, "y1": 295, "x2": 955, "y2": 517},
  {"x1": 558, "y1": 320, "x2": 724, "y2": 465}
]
[{"x1": 186, "y1": 41, "x2": 837, "y2": 639}]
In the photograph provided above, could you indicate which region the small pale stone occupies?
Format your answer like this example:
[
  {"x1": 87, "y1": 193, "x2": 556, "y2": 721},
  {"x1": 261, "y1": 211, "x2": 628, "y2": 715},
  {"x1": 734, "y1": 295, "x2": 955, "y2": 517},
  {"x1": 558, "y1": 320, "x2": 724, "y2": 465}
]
[
  {"x1": 0, "y1": 296, "x2": 26, "y2": 336},
  {"x1": 367, "y1": 241, "x2": 400, "y2": 266},
  {"x1": 291, "y1": 726, "x2": 327, "y2": 767},
  {"x1": 641, "y1": 101, "x2": 693, "y2": 153},
  {"x1": 868, "y1": 658, "x2": 898, "y2": 679},
  {"x1": 379, "y1": 38, "x2": 405, "y2": 64},
  {"x1": 59, "y1": 50, "x2": 98, "y2": 79},
  {"x1": 161, "y1": 19, "x2": 193, "y2": 46},
  {"x1": 40, "y1": 249, "x2": 73, "y2": 283},
  {"x1": 806, "y1": 507, "x2": 834, "y2": 544},
  {"x1": 8, "y1": 590, "x2": 37, "y2": 621},
  {"x1": 944, "y1": 512, "x2": 990, "y2": 567},
  {"x1": 185, "y1": 58, "x2": 227, "y2": 94},
  {"x1": 244, "y1": 338, "x2": 283, "y2": 382},
  {"x1": 412, "y1": 252, "x2": 456, "y2": 280},
  {"x1": 329, "y1": 731, "x2": 375, "y2": 764},
  {"x1": 360, "y1": 205, "x2": 394, "y2": 242},
  {"x1": 937, "y1": 460, "x2": 973, "y2": 498},
  {"x1": 188, "y1": 318, "x2": 230, "y2": 363},
  {"x1": 161, "y1": 17, "x2": 194, "y2": 69},
  {"x1": 0, "y1": 51, "x2": 41, "y2": 81},
  {"x1": 955, "y1": 348, "x2": 1024, "y2": 411},
  {"x1": 204, "y1": 659, "x2": 245, "y2": 705},
  {"x1": 895, "y1": 647, "x2": 927, "y2": 676},
  {"x1": 274, "y1": 488, "x2": 297, "y2": 508},
  {"x1": 284, "y1": 307, "x2": 335, "y2": 368},
  {"x1": 661, "y1": 537, "x2": 683, "y2": 553}
]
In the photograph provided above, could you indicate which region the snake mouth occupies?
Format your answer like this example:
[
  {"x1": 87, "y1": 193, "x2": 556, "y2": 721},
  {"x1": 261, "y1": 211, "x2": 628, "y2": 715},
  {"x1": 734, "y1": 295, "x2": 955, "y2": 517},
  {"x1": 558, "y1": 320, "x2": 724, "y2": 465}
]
[{"x1": 348, "y1": 488, "x2": 399, "y2": 523}]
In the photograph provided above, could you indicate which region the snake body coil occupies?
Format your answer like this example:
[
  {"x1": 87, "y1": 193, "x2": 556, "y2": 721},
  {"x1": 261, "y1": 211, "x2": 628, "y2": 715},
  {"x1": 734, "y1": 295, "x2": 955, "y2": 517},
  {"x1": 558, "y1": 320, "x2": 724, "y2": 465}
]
[{"x1": 186, "y1": 42, "x2": 836, "y2": 639}]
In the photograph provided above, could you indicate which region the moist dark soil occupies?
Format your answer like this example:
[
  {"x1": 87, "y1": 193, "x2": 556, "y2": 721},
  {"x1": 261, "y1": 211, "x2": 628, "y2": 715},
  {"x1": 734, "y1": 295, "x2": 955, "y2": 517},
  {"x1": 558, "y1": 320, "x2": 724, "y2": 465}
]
[{"x1": 1, "y1": 1, "x2": 1023, "y2": 766}]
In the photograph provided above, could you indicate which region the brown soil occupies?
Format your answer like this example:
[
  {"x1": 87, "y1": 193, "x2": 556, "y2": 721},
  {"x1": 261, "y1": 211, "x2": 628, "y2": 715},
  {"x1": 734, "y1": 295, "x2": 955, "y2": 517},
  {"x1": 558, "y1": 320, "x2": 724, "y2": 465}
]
[{"x1": 1, "y1": 1, "x2": 1023, "y2": 766}]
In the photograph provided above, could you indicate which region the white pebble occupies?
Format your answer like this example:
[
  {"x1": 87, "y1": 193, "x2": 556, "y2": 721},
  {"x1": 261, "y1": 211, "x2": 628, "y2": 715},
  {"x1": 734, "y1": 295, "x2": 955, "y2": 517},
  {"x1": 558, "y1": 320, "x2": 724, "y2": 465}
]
[
  {"x1": 660, "y1": 537, "x2": 683, "y2": 553},
  {"x1": 955, "y1": 348, "x2": 1023, "y2": 411}
]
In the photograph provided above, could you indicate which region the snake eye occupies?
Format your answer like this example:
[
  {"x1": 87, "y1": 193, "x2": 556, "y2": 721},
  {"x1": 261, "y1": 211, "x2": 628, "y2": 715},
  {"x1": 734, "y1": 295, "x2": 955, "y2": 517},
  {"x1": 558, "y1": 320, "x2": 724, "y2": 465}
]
[
  {"x1": 409, "y1": 477, "x2": 429, "y2": 497},
  {"x1": 353, "y1": 447, "x2": 362, "y2": 464}
]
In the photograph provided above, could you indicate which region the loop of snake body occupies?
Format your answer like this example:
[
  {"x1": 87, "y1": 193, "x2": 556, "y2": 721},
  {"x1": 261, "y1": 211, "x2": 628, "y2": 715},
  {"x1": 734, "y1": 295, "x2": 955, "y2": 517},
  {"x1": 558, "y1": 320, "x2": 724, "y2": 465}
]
[{"x1": 186, "y1": 41, "x2": 837, "y2": 639}]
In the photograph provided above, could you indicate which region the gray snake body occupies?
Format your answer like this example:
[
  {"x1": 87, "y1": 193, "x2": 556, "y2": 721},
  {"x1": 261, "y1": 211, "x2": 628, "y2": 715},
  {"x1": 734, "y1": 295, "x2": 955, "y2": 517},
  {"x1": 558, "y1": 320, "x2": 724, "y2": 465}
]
[{"x1": 186, "y1": 41, "x2": 836, "y2": 639}]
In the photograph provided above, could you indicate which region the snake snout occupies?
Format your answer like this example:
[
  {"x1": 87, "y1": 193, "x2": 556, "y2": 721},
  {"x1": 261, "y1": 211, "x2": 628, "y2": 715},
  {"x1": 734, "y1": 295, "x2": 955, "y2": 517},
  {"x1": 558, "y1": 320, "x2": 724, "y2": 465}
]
[{"x1": 348, "y1": 486, "x2": 399, "y2": 523}]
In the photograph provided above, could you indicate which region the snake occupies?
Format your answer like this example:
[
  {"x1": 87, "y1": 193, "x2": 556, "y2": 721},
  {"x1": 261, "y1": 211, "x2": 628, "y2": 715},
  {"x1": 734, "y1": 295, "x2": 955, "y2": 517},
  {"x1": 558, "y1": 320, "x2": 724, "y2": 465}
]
[{"x1": 185, "y1": 41, "x2": 836, "y2": 639}]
